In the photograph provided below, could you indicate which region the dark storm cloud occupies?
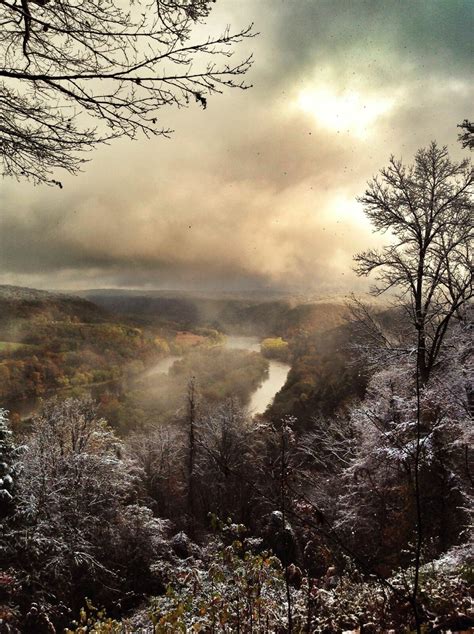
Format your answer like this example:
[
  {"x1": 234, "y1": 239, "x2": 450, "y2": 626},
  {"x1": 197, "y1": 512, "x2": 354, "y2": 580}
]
[
  {"x1": 0, "y1": 0, "x2": 472, "y2": 291},
  {"x1": 264, "y1": 0, "x2": 473, "y2": 83}
]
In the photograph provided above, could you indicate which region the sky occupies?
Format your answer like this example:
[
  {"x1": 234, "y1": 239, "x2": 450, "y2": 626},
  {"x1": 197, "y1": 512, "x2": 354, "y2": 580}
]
[{"x1": 0, "y1": 0, "x2": 472, "y2": 293}]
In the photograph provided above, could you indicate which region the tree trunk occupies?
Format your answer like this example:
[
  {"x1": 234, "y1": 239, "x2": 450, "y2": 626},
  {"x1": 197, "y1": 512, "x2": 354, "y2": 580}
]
[{"x1": 187, "y1": 379, "x2": 196, "y2": 537}]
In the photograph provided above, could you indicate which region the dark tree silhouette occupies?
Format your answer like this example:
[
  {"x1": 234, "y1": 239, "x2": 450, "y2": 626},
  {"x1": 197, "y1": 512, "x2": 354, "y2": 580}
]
[
  {"x1": 186, "y1": 377, "x2": 197, "y2": 537},
  {"x1": 458, "y1": 119, "x2": 474, "y2": 150},
  {"x1": 354, "y1": 142, "x2": 473, "y2": 386},
  {"x1": 0, "y1": 0, "x2": 254, "y2": 185},
  {"x1": 354, "y1": 141, "x2": 473, "y2": 634}
]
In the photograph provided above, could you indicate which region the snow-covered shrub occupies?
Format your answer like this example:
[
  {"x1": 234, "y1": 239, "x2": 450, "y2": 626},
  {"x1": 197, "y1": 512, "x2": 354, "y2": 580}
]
[
  {"x1": 0, "y1": 409, "x2": 20, "y2": 517},
  {"x1": 150, "y1": 530, "x2": 291, "y2": 632}
]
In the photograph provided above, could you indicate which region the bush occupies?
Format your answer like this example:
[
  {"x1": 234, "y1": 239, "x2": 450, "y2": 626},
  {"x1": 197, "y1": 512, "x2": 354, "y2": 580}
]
[{"x1": 261, "y1": 337, "x2": 290, "y2": 361}]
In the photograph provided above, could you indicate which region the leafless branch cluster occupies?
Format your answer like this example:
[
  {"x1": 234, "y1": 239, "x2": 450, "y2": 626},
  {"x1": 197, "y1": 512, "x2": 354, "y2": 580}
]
[
  {"x1": 354, "y1": 143, "x2": 473, "y2": 383},
  {"x1": 0, "y1": 0, "x2": 255, "y2": 184},
  {"x1": 458, "y1": 119, "x2": 474, "y2": 150},
  {"x1": 344, "y1": 294, "x2": 414, "y2": 370}
]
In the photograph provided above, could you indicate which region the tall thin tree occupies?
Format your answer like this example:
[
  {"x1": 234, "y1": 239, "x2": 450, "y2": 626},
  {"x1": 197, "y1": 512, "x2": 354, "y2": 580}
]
[{"x1": 354, "y1": 142, "x2": 473, "y2": 633}]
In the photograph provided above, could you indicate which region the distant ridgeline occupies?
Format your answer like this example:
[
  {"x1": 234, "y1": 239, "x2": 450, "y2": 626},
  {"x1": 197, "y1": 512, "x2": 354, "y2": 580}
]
[
  {"x1": 0, "y1": 284, "x2": 107, "y2": 325},
  {"x1": 0, "y1": 285, "x2": 159, "y2": 414},
  {"x1": 78, "y1": 288, "x2": 348, "y2": 336}
]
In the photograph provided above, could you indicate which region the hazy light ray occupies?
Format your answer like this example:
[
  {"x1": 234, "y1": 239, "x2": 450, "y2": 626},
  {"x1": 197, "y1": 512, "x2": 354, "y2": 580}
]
[{"x1": 297, "y1": 87, "x2": 394, "y2": 138}]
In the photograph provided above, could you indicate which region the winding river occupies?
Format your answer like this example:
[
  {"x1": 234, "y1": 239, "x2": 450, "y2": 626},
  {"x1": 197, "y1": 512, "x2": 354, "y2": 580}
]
[
  {"x1": 146, "y1": 335, "x2": 291, "y2": 415},
  {"x1": 11, "y1": 336, "x2": 290, "y2": 420}
]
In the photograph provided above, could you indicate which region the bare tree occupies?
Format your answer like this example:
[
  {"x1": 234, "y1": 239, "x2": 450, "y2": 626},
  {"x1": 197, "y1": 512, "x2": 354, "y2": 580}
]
[
  {"x1": 354, "y1": 142, "x2": 473, "y2": 386},
  {"x1": 0, "y1": 0, "x2": 255, "y2": 185},
  {"x1": 344, "y1": 294, "x2": 412, "y2": 374},
  {"x1": 299, "y1": 414, "x2": 356, "y2": 475},
  {"x1": 195, "y1": 399, "x2": 265, "y2": 525},
  {"x1": 128, "y1": 422, "x2": 186, "y2": 517},
  {"x1": 354, "y1": 142, "x2": 473, "y2": 634}
]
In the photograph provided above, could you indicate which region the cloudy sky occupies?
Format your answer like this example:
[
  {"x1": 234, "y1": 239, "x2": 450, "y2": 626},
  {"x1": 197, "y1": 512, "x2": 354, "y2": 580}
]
[{"x1": 0, "y1": 0, "x2": 472, "y2": 292}]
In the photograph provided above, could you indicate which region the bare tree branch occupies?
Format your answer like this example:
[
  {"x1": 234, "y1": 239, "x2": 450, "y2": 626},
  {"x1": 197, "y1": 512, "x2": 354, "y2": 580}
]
[{"x1": 0, "y1": 0, "x2": 256, "y2": 185}]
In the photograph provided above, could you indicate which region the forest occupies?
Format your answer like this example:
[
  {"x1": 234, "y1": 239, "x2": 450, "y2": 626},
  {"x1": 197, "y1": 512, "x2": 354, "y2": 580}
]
[
  {"x1": 0, "y1": 0, "x2": 473, "y2": 632},
  {"x1": 0, "y1": 142, "x2": 472, "y2": 633}
]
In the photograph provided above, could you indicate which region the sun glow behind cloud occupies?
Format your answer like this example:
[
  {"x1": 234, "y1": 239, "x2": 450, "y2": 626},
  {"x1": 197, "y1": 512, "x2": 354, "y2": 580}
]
[{"x1": 297, "y1": 87, "x2": 394, "y2": 138}]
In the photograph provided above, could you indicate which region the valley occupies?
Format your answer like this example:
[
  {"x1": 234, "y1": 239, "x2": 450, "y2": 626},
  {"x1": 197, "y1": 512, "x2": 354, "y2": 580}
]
[
  {"x1": 0, "y1": 285, "x2": 346, "y2": 430},
  {"x1": 0, "y1": 1, "x2": 471, "y2": 629}
]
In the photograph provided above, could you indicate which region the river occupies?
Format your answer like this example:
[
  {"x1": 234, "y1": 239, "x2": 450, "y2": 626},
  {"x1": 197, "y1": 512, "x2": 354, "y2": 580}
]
[
  {"x1": 146, "y1": 334, "x2": 291, "y2": 416},
  {"x1": 11, "y1": 335, "x2": 290, "y2": 420}
]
